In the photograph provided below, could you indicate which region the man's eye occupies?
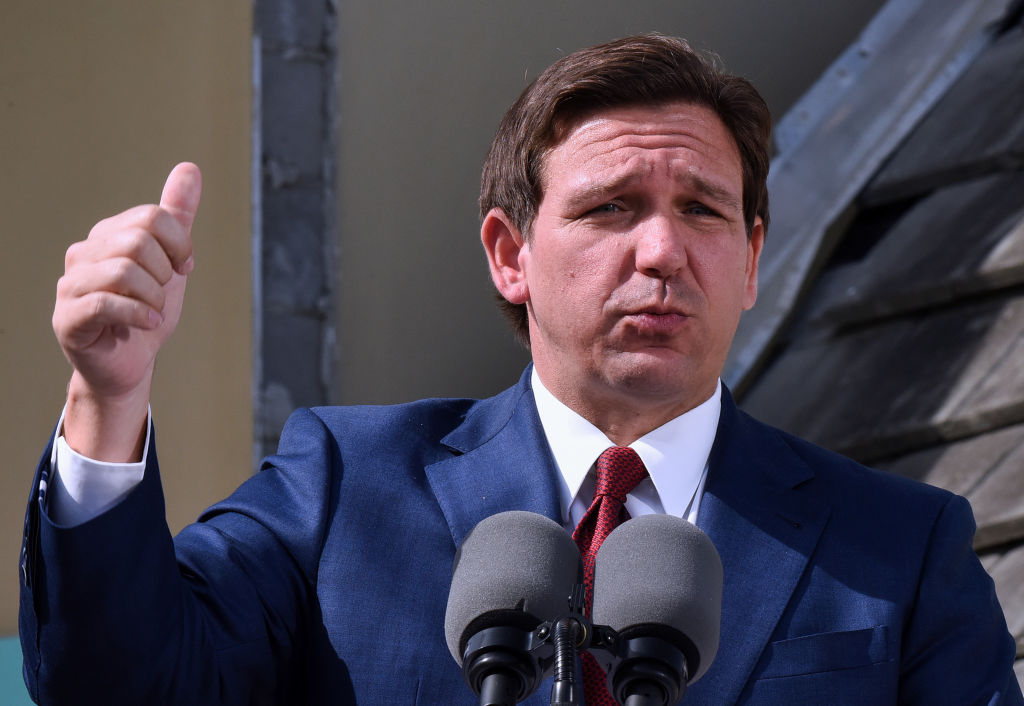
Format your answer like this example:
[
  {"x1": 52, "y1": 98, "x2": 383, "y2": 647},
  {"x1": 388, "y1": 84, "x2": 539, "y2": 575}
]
[
  {"x1": 686, "y1": 203, "x2": 719, "y2": 217},
  {"x1": 589, "y1": 203, "x2": 622, "y2": 214}
]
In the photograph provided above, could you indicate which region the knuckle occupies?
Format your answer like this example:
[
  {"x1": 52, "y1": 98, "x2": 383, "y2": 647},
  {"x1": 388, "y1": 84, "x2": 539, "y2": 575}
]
[
  {"x1": 87, "y1": 218, "x2": 108, "y2": 241},
  {"x1": 107, "y1": 257, "x2": 133, "y2": 284},
  {"x1": 55, "y1": 274, "x2": 71, "y2": 297},
  {"x1": 65, "y1": 241, "x2": 84, "y2": 268},
  {"x1": 137, "y1": 204, "x2": 164, "y2": 233},
  {"x1": 114, "y1": 228, "x2": 148, "y2": 259}
]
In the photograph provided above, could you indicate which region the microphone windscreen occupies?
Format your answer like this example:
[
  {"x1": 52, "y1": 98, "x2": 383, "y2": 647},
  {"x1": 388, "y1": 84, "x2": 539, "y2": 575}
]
[
  {"x1": 592, "y1": 514, "x2": 722, "y2": 682},
  {"x1": 444, "y1": 510, "x2": 582, "y2": 665}
]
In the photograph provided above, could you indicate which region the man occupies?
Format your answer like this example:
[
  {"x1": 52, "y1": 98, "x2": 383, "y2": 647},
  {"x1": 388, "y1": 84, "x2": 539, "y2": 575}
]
[{"x1": 21, "y1": 34, "x2": 1021, "y2": 705}]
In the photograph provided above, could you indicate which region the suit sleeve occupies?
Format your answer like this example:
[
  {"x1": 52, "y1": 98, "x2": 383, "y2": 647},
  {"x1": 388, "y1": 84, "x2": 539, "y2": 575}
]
[
  {"x1": 19, "y1": 408, "x2": 336, "y2": 706},
  {"x1": 898, "y1": 493, "x2": 1023, "y2": 705}
]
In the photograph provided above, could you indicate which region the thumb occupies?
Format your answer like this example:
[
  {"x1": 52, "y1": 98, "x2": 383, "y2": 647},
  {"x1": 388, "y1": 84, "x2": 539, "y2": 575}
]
[{"x1": 159, "y1": 162, "x2": 203, "y2": 230}]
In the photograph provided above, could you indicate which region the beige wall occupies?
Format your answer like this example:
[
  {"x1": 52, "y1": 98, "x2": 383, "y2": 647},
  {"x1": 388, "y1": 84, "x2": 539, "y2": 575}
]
[
  {"x1": 0, "y1": 3, "x2": 252, "y2": 634},
  {"x1": 333, "y1": 0, "x2": 887, "y2": 405}
]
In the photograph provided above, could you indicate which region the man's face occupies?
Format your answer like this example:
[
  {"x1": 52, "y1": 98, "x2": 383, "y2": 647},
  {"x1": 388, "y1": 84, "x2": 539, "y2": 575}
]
[{"x1": 506, "y1": 102, "x2": 763, "y2": 432}]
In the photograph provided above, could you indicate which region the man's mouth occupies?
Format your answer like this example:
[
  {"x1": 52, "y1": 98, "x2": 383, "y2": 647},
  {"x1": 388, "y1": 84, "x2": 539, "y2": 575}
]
[{"x1": 623, "y1": 309, "x2": 691, "y2": 336}]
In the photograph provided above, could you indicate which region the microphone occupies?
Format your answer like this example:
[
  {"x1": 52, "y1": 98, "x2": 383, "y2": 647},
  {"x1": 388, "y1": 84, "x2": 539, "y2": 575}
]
[
  {"x1": 591, "y1": 514, "x2": 722, "y2": 706},
  {"x1": 444, "y1": 511, "x2": 583, "y2": 705}
]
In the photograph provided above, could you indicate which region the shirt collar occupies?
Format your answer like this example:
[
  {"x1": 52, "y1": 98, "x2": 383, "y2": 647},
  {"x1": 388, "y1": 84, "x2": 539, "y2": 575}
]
[{"x1": 531, "y1": 367, "x2": 721, "y2": 523}]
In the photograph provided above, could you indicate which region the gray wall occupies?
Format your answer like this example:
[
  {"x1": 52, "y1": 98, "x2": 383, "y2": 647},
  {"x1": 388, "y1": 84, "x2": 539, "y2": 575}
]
[{"x1": 334, "y1": 0, "x2": 886, "y2": 404}]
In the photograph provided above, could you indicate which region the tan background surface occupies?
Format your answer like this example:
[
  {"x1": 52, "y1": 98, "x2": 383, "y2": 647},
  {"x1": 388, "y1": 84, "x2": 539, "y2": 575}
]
[{"x1": 0, "y1": 2, "x2": 252, "y2": 635}]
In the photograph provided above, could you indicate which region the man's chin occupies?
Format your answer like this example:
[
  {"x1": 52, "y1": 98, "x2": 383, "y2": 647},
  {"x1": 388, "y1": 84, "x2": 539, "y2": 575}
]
[{"x1": 602, "y1": 352, "x2": 712, "y2": 403}]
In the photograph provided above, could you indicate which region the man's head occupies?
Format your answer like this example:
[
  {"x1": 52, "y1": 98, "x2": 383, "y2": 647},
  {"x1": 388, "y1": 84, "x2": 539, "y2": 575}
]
[
  {"x1": 480, "y1": 34, "x2": 771, "y2": 442},
  {"x1": 480, "y1": 34, "x2": 771, "y2": 345}
]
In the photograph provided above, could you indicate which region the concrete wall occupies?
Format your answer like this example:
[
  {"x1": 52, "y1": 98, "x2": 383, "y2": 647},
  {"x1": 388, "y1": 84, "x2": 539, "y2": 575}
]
[
  {"x1": 333, "y1": 0, "x2": 887, "y2": 405},
  {"x1": 0, "y1": 1, "x2": 252, "y2": 638}
]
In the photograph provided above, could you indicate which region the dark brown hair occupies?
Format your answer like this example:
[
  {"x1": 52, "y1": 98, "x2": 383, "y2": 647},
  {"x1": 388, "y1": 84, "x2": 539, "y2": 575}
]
[{"x1": 480, "y1": 33, "x2": 772, "y2": 344}]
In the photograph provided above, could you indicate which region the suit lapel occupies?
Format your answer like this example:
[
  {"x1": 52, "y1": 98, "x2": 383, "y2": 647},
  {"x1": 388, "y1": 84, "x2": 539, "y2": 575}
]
[
  {"x1": 425, "y1": 368, "x2": 562, "y2": 547},
  {"x1": 687, "y1": 390, "x2": 831, "y2": 705}
]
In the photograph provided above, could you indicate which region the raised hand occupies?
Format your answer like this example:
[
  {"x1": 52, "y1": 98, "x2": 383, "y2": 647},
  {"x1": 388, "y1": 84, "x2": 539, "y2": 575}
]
[{"x1": 53, "y1": 163, "x2": 202, "y2": 461}]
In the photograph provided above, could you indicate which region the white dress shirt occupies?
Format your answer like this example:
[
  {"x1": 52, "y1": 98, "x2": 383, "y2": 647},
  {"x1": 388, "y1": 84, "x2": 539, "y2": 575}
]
[{"x1": 530, "y1": 369, "x2": 720, "y2": 530}]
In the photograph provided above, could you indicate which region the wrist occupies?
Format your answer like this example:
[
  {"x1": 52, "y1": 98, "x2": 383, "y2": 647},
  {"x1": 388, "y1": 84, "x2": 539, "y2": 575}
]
[{"x1": 64, "y1": 371, "x2": 152, "y2": 462}]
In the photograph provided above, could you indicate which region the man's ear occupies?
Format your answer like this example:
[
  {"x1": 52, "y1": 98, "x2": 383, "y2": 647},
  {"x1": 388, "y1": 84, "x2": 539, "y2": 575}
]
[
  {"x1": 481, "y1": 208, "x2": 529, "y2": 305},
  {"x1": 742, "y1": 216, "x2": 765, "y2": 311}
]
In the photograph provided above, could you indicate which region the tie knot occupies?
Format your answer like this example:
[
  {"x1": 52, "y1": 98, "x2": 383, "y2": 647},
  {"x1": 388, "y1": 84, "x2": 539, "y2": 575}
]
[{"x1": 594, "y1": 446, "x2": 648, "y2": 502}]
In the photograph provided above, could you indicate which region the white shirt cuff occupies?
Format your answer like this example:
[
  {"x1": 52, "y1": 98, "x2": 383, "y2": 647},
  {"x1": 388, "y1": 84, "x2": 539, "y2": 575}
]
[{"x1": 48, "y1": 405, "x2": 150, "y2": 526}]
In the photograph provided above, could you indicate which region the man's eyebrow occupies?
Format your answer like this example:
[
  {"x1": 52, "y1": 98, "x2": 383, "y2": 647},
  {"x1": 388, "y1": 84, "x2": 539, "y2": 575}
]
[
  {"x1": 683, "y1": 173, "x2": 743, "y2": 211},
  {"x1": 564, "y1": 173, "x2": 641, "y2": 211},
  {"x1": 563, "y1": 171, "x2": 743, "y2": 212}
]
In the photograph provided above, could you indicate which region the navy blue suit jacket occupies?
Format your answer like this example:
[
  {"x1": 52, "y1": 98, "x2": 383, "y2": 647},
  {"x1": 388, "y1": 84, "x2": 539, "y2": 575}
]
[{"x1": 20, "y1": 368, "x2": 1022, "y2": 704}]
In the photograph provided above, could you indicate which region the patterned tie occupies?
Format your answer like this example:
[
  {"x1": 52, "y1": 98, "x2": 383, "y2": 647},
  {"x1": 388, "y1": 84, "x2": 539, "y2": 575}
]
[{"x1": 573, "y1": 446, "x2": 649, "y2": 706}]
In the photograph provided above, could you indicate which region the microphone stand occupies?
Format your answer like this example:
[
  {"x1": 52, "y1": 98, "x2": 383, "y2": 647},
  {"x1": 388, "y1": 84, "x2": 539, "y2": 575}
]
[{"x1": 549, "y1": 584, "x2": 587, "y2": 706}]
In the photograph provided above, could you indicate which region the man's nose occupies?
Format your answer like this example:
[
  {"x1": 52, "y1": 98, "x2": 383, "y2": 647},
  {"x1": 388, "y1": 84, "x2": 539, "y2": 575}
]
[{"x1": 634, "y1": 214, "x2": 686, "y2": 279}]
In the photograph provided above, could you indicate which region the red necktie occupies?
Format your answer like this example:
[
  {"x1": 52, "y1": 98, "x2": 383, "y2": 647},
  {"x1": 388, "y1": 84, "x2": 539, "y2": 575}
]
[{"x1": 572, "y1": 446, "x2": 649, "y2": 706}]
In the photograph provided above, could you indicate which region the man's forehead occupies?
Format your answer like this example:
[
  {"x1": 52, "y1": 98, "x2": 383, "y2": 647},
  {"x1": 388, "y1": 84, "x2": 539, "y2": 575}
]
[{"x1": 542, "y1": 102, "x2": 743, "y2": 197}]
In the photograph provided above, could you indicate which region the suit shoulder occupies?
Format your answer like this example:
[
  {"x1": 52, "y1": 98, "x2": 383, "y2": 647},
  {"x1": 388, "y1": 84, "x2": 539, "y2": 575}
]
[
  {"x1": 739, "y1": 407, "x2": 956, "y2": 513},
  {"x1": 303, "y1": 396, "x2": 480, "y2": 447},
  {"x1": 302, "y1": 375, "x2": 529, "y2": 450}
]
